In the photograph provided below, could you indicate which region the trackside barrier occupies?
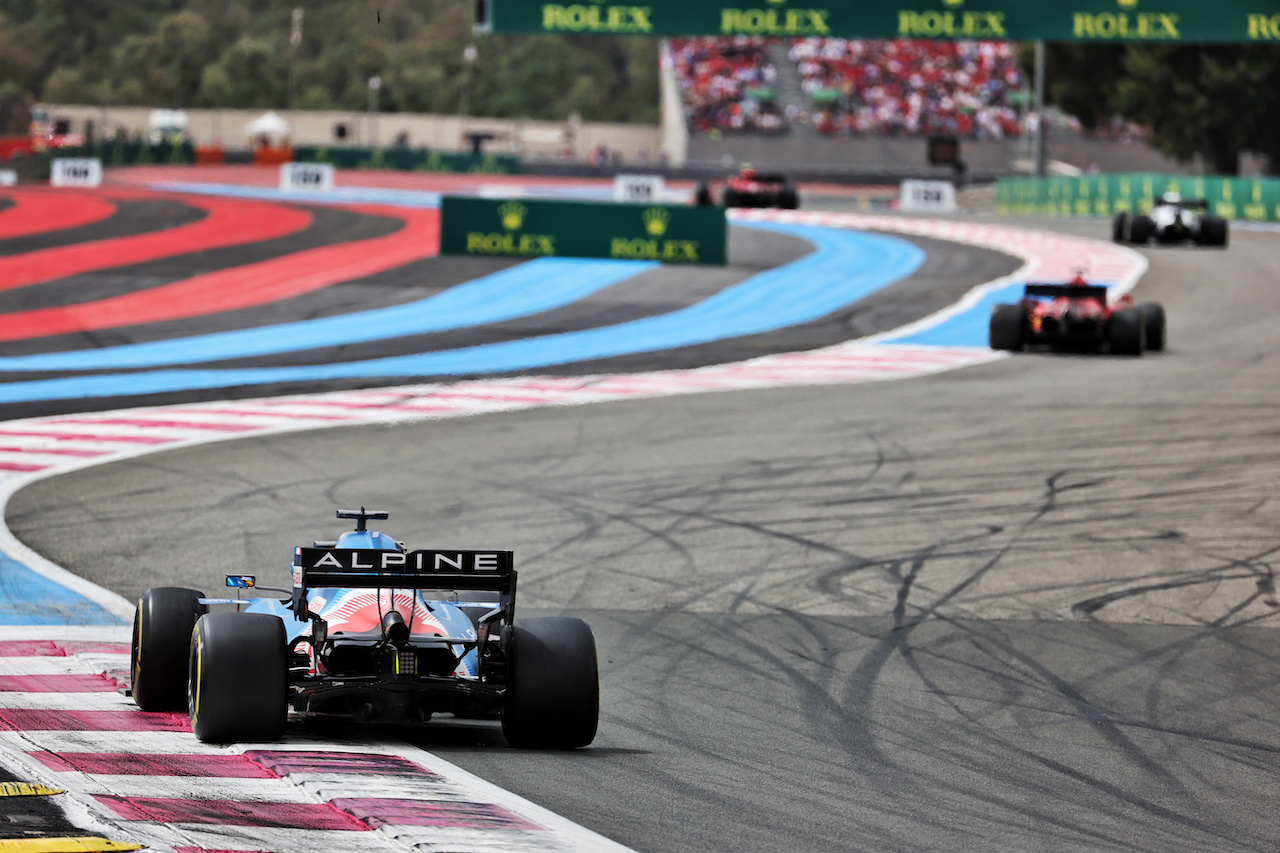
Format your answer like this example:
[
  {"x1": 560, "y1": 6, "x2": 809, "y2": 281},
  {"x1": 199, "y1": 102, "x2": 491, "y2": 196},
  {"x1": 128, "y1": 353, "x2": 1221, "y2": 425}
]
[
  {"x1": 61, "y1": 140, "x2": 195, "y2": 167},
  {"x1": 293, "y1": 145, "x2": 520, "y2": 174},
  {"x1": 441, "y1": 196, "x2": 728, "y2": 265},
  {"x1": 997, "y1": 173, "x2": 1280, "y2": 222}
]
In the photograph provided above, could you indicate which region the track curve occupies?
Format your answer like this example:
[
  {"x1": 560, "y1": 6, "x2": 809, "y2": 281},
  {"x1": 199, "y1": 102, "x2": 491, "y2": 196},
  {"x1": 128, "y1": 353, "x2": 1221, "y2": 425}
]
[
  {"x1": 6, "y1": 198, "x2": 1280, "y2": 852},
  {"x1": 0, "y1": 188, "x2": 1014, "y2": 419}
]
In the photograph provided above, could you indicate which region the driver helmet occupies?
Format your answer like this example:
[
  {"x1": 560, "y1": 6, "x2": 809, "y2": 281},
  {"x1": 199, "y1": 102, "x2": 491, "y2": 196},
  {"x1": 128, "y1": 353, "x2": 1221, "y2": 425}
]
[
  {"x1": 739, "y1": 163, "x2": 757, "y2": 179},
  {"x1": 1161, "y1": 191, "x2": 1182, "y2": 204}
]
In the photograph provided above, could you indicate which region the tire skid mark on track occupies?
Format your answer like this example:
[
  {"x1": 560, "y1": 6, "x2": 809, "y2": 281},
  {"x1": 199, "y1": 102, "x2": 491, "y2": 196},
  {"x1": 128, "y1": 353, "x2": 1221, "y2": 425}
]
[
  {"x1": 0, "y1": 631, "x2": 633, "y2": 852},
  {"x1": 0, "y1": 213, "x2": 1145, "y2": 852}
]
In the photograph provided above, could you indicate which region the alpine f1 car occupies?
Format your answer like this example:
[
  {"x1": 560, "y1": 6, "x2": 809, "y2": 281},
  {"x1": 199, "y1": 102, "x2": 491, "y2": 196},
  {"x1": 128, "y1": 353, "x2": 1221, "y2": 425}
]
[
  {"x1": 695, "y1": 165, "x2": 799, "y2": 209},
  {"x1": 1113, "y1": 193, "x2": 1228, "y2": 247},
  {"x1": 131, "y1": 508, "x2": 599, "y2": 748},
  {"x1": 989, "y1": 276, "x2": 1165, "y2": 356}
]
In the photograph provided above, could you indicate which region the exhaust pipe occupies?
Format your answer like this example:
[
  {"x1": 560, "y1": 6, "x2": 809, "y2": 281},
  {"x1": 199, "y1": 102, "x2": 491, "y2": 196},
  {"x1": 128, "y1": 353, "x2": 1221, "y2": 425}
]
[{"x1": 381, "y1": 610, "x2": 409, "y2": 644}]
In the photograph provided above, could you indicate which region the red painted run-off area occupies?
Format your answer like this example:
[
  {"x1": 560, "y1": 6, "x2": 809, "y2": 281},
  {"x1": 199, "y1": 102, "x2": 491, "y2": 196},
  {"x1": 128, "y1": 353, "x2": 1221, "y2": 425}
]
[
  {"x1": 28, "y1": 749, "x2": 436, "y2": 779},
  {"x1": 0, "y1": 640, "x2": 128, "y2": 656},
  {"x1": 0, "y1": 190, "x2": 313, "y2": 293},
  {"x1": 0, "y1": 165, "x2": 880, "y2": 343},
  {"x1": 0, "y1": 673, "x2": 116, "y2": 692},
  {"x1": 93, "y1": 795, "x2": 542, "y2": 832},
  {"x1": 0, "y1": 189, "x2": 118, "y2": 239},
  {"x1": 30, "y1": 752, "x2": 279, "y2": 778},
  {"x1": 94, "y1": 795, "x2": 371, "y2": 830},
  {"x1": 0, "y1": 189, "x2": 439, "y2": 342},
  {"x1": 0, "y1": 708, "x2": 189, "y2": 732}
]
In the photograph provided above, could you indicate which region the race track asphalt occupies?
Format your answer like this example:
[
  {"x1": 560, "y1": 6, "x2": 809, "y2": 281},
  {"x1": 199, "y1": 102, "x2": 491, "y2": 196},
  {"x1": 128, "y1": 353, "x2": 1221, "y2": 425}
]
[{"x1": 8, "y1": 211, "x2": 1280, "y2": 852}]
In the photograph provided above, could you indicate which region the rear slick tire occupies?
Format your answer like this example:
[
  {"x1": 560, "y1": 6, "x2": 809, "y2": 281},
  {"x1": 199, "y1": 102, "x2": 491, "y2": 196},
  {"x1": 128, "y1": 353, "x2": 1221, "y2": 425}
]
[
  {"x1": 189, "y1": 612, "x2": 287, "y2": 743},
  {"x1": 1112, "y1": 212, "x2": 1129, "y2": 243},
  {"x1": 131, "y1": 587, "x2": 206, "y2": 711},
  {"x1": 1108, "y1": 307, "x2": 1147, "y2": 356},
  {"x1": 989, "y1": 303, "x2": 1025, "y2": 351},
  {"x1": 1138, "y1": 302, "x2": 1166, "y2": 351},
  {"x1": 1201, "y1": 217, "x2": 1229, "y2": 248},
  {"x1": 501, "y1": 617, "x2": 599, "y2": 749},
  {"x1": 1128, "y1": 215, "x2": 1152, "y2": 245}
]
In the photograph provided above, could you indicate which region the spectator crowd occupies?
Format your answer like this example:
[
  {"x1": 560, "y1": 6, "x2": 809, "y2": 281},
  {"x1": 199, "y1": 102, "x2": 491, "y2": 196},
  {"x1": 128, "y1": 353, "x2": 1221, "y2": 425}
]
[
  {"x1": 669, "y1": 37, "x2": 787, "y2": 135},
  {"x1": 671, "y1": 36, "x2": 1026, "y2": 139}
]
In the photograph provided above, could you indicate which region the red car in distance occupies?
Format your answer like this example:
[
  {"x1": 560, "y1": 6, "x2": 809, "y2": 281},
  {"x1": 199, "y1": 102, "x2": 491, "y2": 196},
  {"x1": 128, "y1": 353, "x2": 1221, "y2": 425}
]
[{"x1": 695, "y1": 165, "x2": 799, "y2": 209}]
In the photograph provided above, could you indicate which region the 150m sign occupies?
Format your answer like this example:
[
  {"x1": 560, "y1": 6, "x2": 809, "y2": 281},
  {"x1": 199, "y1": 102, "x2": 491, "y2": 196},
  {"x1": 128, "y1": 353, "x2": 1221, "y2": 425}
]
[
  {"x1": 482, "y1": 0, "x2": 1280, "y2": 42},
  {"x1": 440, "y1": 196, "x2": 727, "y2": 265}
]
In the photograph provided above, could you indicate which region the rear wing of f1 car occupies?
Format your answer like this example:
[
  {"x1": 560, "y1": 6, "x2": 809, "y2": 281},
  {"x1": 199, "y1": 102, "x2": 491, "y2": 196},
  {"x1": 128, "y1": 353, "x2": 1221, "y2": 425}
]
[
  {"x1": 290, "y1": 546, "x2": 516, "y2": 625},
  {"x1": 1024, "y1": 283, "x2": 1110, "y2": 303}
]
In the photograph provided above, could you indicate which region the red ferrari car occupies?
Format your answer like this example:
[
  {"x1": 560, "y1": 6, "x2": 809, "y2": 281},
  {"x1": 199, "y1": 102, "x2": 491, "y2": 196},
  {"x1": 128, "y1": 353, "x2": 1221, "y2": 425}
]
[
  {"x1": 695, "y1": 166, "x2": 799, "y2": 209},
  {"x1": 989, "y1": 276, "x2": 1165, "y2": 356}
]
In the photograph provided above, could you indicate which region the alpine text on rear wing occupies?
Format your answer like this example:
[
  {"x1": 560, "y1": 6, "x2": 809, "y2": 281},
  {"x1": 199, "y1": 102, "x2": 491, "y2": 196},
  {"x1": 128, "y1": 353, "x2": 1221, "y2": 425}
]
[
  {"x1": 295, "y1": 547, "x2": 514, "y2": 592},
  {"x1": 291, "y1": 547, "x2": 517, "y2": 622}
]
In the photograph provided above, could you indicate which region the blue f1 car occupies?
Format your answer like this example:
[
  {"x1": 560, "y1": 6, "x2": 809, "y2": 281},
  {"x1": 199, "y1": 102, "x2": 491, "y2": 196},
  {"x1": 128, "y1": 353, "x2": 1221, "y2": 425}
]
[{"x1": 130, "y1": 508, "x2": 598, "y2": 748}]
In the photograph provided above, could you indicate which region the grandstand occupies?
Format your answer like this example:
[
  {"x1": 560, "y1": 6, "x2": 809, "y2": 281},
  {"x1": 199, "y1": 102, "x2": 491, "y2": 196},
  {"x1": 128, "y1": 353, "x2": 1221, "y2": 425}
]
[
  {"x1": 671, "y1": 36, "x2": 1025, "y2": 139},
  {"x1": 669, "y1": 37, "x2": 787, "y2": 135}
]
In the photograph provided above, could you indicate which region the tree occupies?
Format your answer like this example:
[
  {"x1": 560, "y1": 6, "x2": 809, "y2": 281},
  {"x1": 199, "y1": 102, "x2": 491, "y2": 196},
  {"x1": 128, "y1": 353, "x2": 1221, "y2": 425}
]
[
  {"x1": 473, "y1": 35, "x2": 658, "y2": 122},
  {"x1": 1037, "y1": 43, "x2": 1127, "y2": 133},
  {"x1": 0, "y1": 0, "x2": 662, "y2": 124},
  {"x1": 0, "y1": 14, "x2": 43, "y2": 96},
  {"x1": 200, "y1": 36, "x2": 288, "y2": 109},
  {"x1": 43, "y1": 66, "x2": 111, "y2": 106},
  {"x1": 1116, "y1": 45, "x2": 1278, "y2": 175},
  {"x1": 1038, "y1": 43, "x2": 1280, "y2": 175}
]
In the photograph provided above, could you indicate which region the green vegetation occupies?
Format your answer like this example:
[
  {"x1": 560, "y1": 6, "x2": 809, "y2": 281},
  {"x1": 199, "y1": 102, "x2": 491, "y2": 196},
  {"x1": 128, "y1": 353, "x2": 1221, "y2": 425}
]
[
  {"x1": 1036, "y1": 43, "x2": 1280, "y2": 174},
  {"x1": 0, "y1": 0, "x2": 660, "y2": 123}
]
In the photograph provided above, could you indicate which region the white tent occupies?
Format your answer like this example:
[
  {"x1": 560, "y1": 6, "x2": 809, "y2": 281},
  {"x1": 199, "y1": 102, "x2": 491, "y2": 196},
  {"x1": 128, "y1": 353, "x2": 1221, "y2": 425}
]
[{"x1": 245, "y1": 111, "x2": 291, "y2": 144}]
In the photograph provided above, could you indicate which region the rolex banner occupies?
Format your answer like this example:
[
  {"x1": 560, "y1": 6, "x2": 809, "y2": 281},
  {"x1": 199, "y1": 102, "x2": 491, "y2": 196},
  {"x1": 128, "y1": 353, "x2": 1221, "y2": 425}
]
[
  {"x1": 440, "y1": 196, "x2": 728, "y2": 265},
  {"x1": 486, "y1": 0, "x2": 1280, "y2": 43}
]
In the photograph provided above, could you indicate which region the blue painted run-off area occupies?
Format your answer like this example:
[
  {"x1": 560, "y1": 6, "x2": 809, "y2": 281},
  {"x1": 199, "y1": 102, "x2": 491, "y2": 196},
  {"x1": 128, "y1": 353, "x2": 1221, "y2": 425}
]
[
  {"x1": 0, "y1": 552, "x2": 124, "y2": 625},
  {"x1": 0, "y1": 221, "x2": 926, "y2": 403},
  {"x1": 0, "y1": 257, "x2": 659, "y2": 372}
]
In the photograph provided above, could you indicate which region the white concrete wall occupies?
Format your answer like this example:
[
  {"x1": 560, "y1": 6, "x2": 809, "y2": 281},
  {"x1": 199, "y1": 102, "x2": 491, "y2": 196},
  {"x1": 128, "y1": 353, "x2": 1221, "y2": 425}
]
[
  {"x1": 44, "y1": 104, "x2": 663, "y2": 163},
  {"x1": 658, "y1": 40, "x2": 689, "y2": 167}
]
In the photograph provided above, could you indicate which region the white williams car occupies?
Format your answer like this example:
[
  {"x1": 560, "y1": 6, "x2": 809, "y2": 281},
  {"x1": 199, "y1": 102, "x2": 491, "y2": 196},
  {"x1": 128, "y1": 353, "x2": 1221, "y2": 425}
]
[{"x1": 1113, "y1": 193, "x2": 1228, "y2": 247}]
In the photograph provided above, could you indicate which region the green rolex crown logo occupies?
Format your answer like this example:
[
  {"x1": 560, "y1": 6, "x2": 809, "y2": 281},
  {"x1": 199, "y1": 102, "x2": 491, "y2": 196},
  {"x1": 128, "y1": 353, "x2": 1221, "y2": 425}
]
[
  {"x1": 642, "y1": 206, "x2": 670, "y2": 237},
  {"x1": 499, "y1": 201, "x2": 527, "y2": 231}
]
